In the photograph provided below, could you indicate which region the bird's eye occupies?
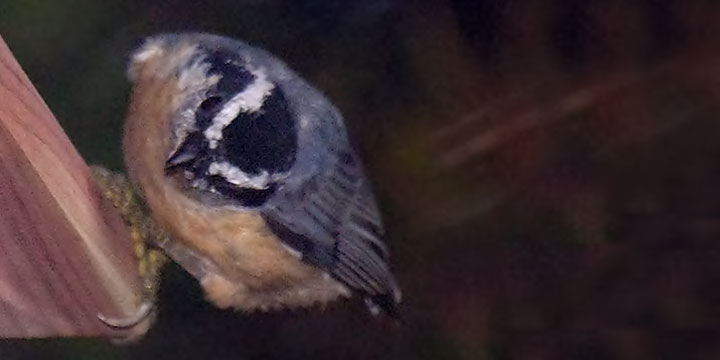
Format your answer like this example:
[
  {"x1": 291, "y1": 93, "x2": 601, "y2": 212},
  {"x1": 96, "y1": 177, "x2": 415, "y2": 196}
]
[
  {"x1": 195, "y1": 96, "x2": 224, "y2": 129},
  {"x1": 199, "y1": 96, "x2": 223, "y2": 112}
]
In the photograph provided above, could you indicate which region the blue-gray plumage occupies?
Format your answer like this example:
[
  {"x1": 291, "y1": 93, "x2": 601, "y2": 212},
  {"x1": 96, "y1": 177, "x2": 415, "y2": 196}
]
[{"x1": 127, "y1": 33, "x2": 400, "y2": 316}]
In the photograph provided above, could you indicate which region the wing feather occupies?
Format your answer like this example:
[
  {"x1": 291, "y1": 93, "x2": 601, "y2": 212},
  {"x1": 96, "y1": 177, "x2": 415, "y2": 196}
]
[{"x1": 261, "y1": 145, "x2": 401, "y2": 314}]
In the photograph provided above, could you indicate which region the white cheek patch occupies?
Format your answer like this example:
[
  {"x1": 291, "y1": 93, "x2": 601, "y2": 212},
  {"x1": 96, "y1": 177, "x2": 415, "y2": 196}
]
[
  {"x1": 204, "y1": 67, "x2": 275, "y2": 149},
  {"x1": 207, "y1": 161, "x2": 272, "y2": 189},
  {"x1": 177, "y1": 62, "x2": 216, "y2": 92},
  {"x1": 171, "y1": 60, "x2": 220, "y2": 156}
]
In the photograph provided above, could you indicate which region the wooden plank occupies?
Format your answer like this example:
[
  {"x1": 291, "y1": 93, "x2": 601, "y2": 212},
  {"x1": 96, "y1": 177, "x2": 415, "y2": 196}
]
[{"x1": 0, "y1": 34, "x2": 145, "y2": 339}]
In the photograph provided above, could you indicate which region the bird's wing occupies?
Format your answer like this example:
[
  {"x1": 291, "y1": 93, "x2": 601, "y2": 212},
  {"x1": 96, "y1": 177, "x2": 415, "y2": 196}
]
[{"x1": 262, "y1": 144, "x2": 401, "y2": 314}]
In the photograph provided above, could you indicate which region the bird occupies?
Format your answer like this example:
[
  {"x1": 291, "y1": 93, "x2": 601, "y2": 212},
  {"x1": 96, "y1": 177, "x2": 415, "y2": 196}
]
[{"x1": 120, "y1": 33, "x2": 401, "y2": 318}]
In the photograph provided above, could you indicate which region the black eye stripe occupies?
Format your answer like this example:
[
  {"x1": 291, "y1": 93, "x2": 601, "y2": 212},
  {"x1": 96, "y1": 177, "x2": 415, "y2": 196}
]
[
  {"x1": 165, "y1": 131, "x2": 208, "y2": 173},
  {"x1": 188, "y1": 49, "x2": 258, "y2": 132},
  {"x1": 221, "y1": 88, "x2": 297, "y2": 175},
  {"x1": 204, "y1": 49, "x2": 256, "y2": 97},
  {"x1": 166, "y1": 49, "x2": 298, "y2": 207}
]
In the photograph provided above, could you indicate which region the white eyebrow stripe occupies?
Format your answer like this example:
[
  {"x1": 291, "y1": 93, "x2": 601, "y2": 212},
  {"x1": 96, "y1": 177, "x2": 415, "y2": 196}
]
[{"x1": 203, "y1": 67, "x2": 275, "y2": 149}]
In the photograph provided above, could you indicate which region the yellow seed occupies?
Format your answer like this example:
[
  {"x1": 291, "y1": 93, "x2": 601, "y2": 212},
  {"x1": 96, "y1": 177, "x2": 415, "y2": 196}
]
[
  {"x1": 147, "y1": 250, "x2": 158, "y2": 262},
  {"x1": 128, "y1": 214, "x2": 143, "y2": 227},
  {"x1": 130, "y1": 228, "x2": 143, "y2": 242},
  {"x1": 134, "y1": 241, "x2": 145, "y2": 259},
  {"x1": 138, "y1": 259, "x2": 147, "y2": 277},
  {"x1": 149, "y1": 250, "x2": 167, "y2": 267},
  {"x1": 123, "y1": 191, "x2": 134, "y2": 204}
]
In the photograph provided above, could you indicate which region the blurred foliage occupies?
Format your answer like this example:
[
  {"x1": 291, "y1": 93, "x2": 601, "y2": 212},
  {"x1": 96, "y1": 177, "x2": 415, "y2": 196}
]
[{"x1": 2, "y1": 0, "x2": 720, "y2": 359}]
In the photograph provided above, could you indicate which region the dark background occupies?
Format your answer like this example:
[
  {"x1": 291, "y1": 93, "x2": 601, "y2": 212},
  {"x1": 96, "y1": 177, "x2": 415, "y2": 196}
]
[{"x1": 2, "y1": 0, "x2": 720, "y2": 359}]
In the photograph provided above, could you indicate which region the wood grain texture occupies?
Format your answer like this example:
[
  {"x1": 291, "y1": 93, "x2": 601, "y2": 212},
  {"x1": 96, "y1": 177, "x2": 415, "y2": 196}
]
[{"x1": 0, "y1": 34, "x2": 145, "y2": 338}]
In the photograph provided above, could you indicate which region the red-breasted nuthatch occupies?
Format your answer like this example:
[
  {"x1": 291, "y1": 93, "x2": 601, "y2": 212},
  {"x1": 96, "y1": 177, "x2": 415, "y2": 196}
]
[{"x1": 123, "y1": 33, "x2": 401, "y2": 316}]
